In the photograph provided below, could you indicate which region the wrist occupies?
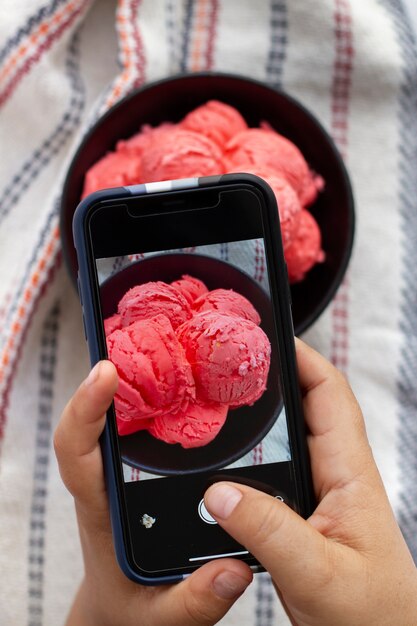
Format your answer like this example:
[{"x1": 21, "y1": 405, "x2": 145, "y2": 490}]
[{"x1": 65, "y1": 580, "x2": 102, "y2": 626}]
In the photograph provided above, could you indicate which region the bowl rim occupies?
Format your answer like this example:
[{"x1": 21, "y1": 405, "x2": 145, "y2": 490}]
[{"x1": 61, "y1": 70, "x2": 355, "y2": 335}]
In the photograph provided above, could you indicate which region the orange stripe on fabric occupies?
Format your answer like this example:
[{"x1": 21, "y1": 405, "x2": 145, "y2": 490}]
[
  {"x1": 0, "y1": 224, "x2": 60, "y2": 385},
  {"x1": 105, "y1": 0, "x2": 145, "y2": 110},
  {"x1": 0, "y1": 1, "x2": 79, "y2": 84},
  {"x1": 205, "y1": 0, "x2": 218, "y2": 70},
  {"x1": 190, "y1": 0, "x2": 208, "y2": 72},
  {"x1": 105, "y1": 0, "x2": 136, "y2": 109}
]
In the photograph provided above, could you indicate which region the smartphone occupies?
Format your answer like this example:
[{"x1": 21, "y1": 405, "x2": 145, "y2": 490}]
[{"x1": 73, "y1": 173, "x2": 314, "y2": 585}]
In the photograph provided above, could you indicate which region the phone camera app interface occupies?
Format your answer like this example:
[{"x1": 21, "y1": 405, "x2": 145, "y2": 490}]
[{"x1": 95, "y1": 226, "x2": 296, "y2": 573}]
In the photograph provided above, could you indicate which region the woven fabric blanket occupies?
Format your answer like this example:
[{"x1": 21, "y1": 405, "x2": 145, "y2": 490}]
[{"x1": 1, "y1": 1, "x2": 417, "y2": 624}]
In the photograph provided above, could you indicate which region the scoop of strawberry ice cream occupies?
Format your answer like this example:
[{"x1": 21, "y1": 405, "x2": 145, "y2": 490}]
[
  {"x1": 181, "y1": 100, "x2": 248, "y2": 147},
  {"x1": 227, "y1": 166, "x2": 302, "y2": 247},
  {"x1": 140, "y1": 128, "x2": 224, "y2": 182},
  {"x1": 104, "y1": 313, "x2": 122, "y2": 336},
  {"x1": 107, "y1": 314, "x2": 195, "y2": 435},
  {"x1": 148, "y1": 398, "x2": 228, "y2": 448},
  {"x1": 224, "y1": 128, "x2": 324, "y2": 207},
  {"x1": 193, "y1": 288, "x2": 261, "y2": 325},
  {"x1": 118, "y1": 281, "x2": 192, "y2": 330},
  {"x1": 285, "y1": 210, "x2": 325, "y2": 283},
  {"x1": 82, "y1": 151, "x2": 142, "y2": 198},
  {"x1": 170, "y1": 274, "x2": 209, "y2": 306},
  {"x1": 116, "y1": 123, "x2": 174, "y2": 156},
  {"x1": 265, "y1": 174, "x2": 303, "y2": 248},
  {"x1": 178, "y1": 311, "x2": 271, "y2": 407}
]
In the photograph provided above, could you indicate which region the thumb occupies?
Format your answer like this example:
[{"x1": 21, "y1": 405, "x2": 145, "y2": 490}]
[
  {"x1": 154, "y1": 558, "x2": 253, "y2": 626},
  {"x1": 204, "y1": 482, "x2": 333, "y2": 597},
  {"x1": 54, "y1": 360, "x2": 118, "y2": 529}
]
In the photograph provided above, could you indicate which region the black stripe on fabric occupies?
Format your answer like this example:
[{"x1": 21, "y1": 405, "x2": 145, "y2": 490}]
[
  {"x1": 0, "y1": 0, "x2": 68, "y2": 66},
  {"x1": 379, "y1": 0, "x2": 417, "y2": 563},
  {"x1": 179, "y1": 0, "x2": 194, "y2": 73},
  {"x1": 265, "y1": 0, "x2": 288, "y2": 88},
  {"x1": 255, "y1": 573, "x2": 275, "y2": 626},
  {"x1": 28, "y1": 302, "x2": 60, "y2": 626},
  {"x1": 165, "y1": 0, "x2": 179, "y2": 72},
  {"x1": 220, "y1": 242, "x2": 229, "y2": 261},
  {"x1": 0, "y1": 28, "x2": 85, "y2": 225}
]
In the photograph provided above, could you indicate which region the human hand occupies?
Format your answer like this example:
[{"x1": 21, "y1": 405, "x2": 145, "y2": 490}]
[
  {"x1": 204, "y1": 339, "x2": 417, "y2": 626},
  {"x1": 54, "y1": 361, "x2": 253, "y2": 626}
]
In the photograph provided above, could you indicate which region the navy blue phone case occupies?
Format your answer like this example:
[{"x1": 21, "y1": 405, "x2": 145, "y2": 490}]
[{"x1": 73, "y1": 173, "x2": 314, "y2": 585}]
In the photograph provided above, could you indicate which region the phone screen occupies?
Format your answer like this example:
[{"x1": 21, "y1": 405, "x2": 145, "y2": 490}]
[{"x1": 88, "y1": 184, "x2": 306, "y2": 576}]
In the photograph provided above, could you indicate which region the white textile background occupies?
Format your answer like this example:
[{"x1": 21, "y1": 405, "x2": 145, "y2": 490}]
[{"x1": 1, "y1": 1, "x2": 417, "y2": 625}]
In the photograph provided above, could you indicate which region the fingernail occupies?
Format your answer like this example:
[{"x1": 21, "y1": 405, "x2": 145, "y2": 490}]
[
  {"x1": 85, "y1": 362, "x2": 101, "y2": 386},
  {"x1": 212, "y1": 571, "x2": 251, "y2": 600},
  {"x1": 205, "y1": 483, "x2": 242, "y2": 519}
]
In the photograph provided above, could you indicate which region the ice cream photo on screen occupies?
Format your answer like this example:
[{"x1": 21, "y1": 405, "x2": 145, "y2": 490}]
[{"x1": 95, "y1": 240, "x2": 291, "y2": 481}]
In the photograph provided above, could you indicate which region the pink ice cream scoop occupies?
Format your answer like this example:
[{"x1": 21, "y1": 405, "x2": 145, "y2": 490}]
[
  {"x1": 118, "y1": 281, "x2": 192, "y2": 330},
  {"x1": 82, "y1": 151, "x2": 142, "y2": 198},
  {"x1": 193, "y1": 288, "x2": 261, "y2": 325},
  {"x1": 178, "y1": 311, "x2": 271, "y2": 407},
  {"x1": 181, "y1": 100, "x2": 248, "y2": 147},
  {"x1": 265, "y1": 173, "x2": 303, "y2": 248},
  {"x1": 170, "y1": 274, "x2": 209, "y2": 306},
  {"x1": 227, "y1": 166, "x2": 302, "y2": 248},
  {"x1": 224, "y1": 128, "x2": 324, "y2": 207},
  {"x1": 104, "y1": 313, "x2": 122, "y2": 336},
  {"x1": 148, "y1": 398, "x2": 228, "y2": 448},
  {"x1": 116, "y1": 123, "x2": 174, "y2": 157},
  {"x1": 140, "y1": 128, "x2": 224, "y2": 182},
  {"x1": 107, "y1": 314, "x2": 195, "y2": 436},
  {"x1": 285, "y1": 210, "x2": 325, "y2": 283}
]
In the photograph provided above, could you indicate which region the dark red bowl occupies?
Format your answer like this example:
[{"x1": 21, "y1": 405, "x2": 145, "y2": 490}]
[
  {"x1": 101, "y1": 254, "x2": 283, "y2": 475},
  {"x1": 61, "y1": 72, "x2": 354, "y2": 334}
]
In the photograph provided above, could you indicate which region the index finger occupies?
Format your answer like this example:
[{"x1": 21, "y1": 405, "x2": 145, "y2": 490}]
[{"x1": 295, "y1": 338, "x2": 374, "y2": 499}]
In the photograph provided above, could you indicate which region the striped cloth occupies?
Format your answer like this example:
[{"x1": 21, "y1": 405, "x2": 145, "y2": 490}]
[{"x1": 0, "y1": 1, "x2": 417, "y2": 624}]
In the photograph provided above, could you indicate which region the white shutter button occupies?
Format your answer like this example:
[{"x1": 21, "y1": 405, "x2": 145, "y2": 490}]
[{"x1": 198, "y1": 499, "x2": 217, "y2": 524}]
